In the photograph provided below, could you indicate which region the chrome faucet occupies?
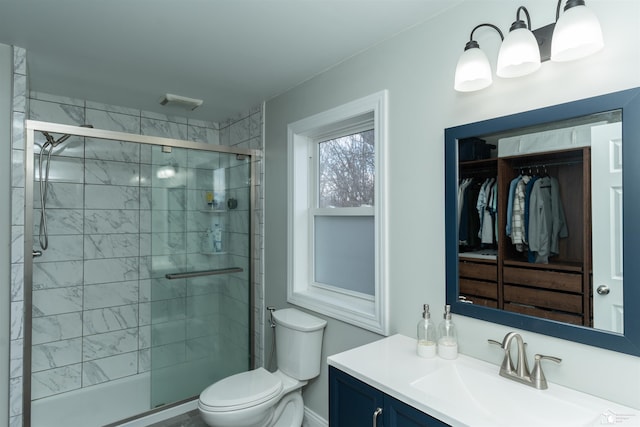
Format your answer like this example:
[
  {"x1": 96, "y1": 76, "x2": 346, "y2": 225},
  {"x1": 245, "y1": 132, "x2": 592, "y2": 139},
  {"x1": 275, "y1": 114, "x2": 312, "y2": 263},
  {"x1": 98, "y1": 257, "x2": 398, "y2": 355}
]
[{"x1": 488, "y1": 332, "x2": 561, "y2": 390}]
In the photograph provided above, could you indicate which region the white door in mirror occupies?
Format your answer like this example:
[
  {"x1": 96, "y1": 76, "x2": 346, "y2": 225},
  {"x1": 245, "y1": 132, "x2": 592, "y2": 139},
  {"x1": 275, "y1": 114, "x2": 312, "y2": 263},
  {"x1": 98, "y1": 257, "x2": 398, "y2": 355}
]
[{"x1": 591, "y1": 122, "x2": 623, "y2": 333}]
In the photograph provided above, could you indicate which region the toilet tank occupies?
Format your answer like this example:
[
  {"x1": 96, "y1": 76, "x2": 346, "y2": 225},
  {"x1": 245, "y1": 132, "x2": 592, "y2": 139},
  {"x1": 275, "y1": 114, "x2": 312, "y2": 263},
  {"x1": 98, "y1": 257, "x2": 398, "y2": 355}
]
[{"x1": 272, "y1": 308, "x2": 327, "y2": 380}]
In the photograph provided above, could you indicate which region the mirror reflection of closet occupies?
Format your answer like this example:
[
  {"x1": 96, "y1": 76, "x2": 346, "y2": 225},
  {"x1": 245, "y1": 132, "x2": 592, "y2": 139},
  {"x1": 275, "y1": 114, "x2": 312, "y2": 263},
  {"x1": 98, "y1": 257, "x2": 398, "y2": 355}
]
[{"x1": 456, "y1": 110, "x2": 622, "y2": 333}]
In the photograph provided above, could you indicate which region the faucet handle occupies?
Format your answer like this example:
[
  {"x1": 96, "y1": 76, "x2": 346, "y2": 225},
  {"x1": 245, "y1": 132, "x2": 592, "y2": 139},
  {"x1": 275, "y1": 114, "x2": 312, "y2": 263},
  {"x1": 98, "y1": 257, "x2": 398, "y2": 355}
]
[
  {"x1": 488, "y1": 338, "x2": 514, "y2": 373},
  {"x1": 536, "y1": 354, "x2": 562, "y2": 363},
  {"x1": 531, "y1": 354, "x2": 562, "y2": 390}
]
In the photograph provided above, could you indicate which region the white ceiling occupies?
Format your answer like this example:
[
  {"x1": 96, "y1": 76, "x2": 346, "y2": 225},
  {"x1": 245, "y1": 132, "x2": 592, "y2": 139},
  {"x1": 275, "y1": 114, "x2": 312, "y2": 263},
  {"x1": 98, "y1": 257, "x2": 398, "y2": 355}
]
[{"x1": 0, "y1": 0, "x2": 460, "y2": 122}]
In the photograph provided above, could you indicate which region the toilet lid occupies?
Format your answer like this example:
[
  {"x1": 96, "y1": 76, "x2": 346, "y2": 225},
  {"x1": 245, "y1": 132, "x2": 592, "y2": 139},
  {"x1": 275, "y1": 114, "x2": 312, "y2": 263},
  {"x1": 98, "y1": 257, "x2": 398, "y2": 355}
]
[{"x1": 199, "y1": 367, "x2": 283, "y2": 411}]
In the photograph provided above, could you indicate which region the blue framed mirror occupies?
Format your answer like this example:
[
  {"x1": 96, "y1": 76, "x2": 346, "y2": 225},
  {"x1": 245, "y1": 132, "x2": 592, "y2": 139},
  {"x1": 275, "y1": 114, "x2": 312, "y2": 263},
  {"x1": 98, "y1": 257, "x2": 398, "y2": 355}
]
[{"x1": 445, "y1": 87, "x2": 640, "y2": 356}]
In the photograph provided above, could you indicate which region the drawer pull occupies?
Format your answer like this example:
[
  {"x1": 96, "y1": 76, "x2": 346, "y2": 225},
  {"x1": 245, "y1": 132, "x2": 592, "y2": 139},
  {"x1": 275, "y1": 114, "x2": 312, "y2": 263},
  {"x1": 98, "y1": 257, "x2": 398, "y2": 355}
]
[{"x1": 373, "y1": 407, "x2": 383, "y2": 427}]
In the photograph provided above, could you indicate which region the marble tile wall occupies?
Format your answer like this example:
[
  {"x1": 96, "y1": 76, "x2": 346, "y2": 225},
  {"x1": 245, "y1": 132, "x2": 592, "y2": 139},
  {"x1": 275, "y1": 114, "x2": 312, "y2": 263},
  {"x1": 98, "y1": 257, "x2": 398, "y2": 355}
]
[
  {"x1": 9, "y1": 46, "x2": 27, "y2": 427},
  {"x1": 30, "y1": 127, "x2": 147, "y2": 400},
  {"x1": 7, "y1": 46, "x2": 265, "y2": 426}
]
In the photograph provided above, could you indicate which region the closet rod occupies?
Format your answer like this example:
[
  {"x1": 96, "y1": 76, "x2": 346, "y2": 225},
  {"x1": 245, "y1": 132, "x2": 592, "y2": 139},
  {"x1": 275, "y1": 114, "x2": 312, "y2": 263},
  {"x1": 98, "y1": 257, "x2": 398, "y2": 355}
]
[
  {"x1": 512, "y1": 159, "x2": 583, "y2": 170},
  {"x1": 460, "y1": 167, "x2": 496, "y2": 177}
]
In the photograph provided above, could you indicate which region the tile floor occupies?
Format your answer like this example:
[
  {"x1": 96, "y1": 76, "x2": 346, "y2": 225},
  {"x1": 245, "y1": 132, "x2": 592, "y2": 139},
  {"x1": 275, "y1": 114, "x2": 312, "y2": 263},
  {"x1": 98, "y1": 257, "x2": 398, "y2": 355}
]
[{"x1": 146, "y1": 409, "x2": 207, "y2": 427}]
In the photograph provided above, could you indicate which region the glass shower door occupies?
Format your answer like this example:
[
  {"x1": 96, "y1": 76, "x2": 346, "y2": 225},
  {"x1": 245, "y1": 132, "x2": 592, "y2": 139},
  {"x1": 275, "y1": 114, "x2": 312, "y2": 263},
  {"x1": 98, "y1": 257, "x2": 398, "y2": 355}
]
[{"x1": 148, "y1": 146, "x2": 252, "y2": 407}]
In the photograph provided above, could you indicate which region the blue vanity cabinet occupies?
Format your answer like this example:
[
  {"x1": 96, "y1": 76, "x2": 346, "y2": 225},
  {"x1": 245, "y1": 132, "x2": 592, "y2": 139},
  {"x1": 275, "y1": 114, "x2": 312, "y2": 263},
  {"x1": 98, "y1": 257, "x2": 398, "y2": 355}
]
[
  {"x1": 329, "y1": 366, "x2": 450, "y2": 427},
  {"x1": 329, "y1": 365, "x2": 383, "y2": 426}
]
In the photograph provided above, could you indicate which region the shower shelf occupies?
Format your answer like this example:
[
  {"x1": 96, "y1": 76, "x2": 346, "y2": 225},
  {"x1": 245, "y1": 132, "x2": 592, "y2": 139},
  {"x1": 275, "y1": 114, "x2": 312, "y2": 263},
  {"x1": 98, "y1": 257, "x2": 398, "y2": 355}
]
[
  {"x1": 165, "y1": 267, "x2": 243, "y2": 279},
  {"x1": 200, "y1": 209, "x2": 226, "y2": 213},
  {"x1": 201, "y1": 251, "x2": 228, "y2": 255}
]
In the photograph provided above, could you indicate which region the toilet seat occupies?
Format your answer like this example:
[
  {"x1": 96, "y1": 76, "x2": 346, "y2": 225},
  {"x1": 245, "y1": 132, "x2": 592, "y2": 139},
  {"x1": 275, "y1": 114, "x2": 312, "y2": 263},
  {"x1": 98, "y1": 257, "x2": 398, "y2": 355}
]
[{"x1": 199, "y1": 368, "x2": 283, "y2": 412}]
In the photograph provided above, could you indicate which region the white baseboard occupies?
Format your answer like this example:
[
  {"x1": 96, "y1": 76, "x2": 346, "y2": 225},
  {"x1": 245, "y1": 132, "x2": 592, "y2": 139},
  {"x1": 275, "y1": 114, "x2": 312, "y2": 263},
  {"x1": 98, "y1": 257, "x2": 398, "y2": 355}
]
[{"x1": 303, "y1": 406, "x2": 328, "y2": 427}]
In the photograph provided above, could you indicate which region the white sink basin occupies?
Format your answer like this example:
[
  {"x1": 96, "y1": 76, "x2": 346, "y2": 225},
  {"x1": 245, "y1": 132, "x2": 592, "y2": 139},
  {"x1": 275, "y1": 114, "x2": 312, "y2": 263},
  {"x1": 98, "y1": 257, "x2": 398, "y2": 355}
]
[{"x1": 410, "y1": 357, "x2": 628, "y2": 427}]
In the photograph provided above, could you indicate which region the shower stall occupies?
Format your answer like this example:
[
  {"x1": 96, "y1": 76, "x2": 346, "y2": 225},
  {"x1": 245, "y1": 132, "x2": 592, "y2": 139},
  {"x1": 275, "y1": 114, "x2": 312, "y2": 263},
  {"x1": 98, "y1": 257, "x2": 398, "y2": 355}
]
[{"x1": 22, "y1": 120, "x2": 258, "y2": 427}]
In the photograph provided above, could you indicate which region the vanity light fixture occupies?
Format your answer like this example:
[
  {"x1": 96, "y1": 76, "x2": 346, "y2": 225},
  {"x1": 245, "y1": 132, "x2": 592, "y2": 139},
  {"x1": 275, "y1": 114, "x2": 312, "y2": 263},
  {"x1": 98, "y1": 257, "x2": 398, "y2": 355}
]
[{"x1": 454, "y1": 0, "x2": 604, "y2": 92}]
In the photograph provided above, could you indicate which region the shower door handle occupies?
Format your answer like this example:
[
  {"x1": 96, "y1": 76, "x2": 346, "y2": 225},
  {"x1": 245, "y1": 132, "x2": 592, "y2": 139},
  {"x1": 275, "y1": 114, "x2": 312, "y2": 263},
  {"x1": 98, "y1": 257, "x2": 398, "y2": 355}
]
[
  {"x1": 32, "y1": 250, "x2": 42, "y2": 258},
  {"x1": 165, "y1": 267, "x2": 243, "y2": 280}
]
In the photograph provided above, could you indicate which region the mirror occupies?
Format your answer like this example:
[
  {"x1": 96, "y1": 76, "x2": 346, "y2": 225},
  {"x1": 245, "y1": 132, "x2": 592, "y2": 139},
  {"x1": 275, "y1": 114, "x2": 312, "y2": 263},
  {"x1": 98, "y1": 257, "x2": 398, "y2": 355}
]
[{"x1": 445, "y1": 88, "x2": 640, "y2": 356}]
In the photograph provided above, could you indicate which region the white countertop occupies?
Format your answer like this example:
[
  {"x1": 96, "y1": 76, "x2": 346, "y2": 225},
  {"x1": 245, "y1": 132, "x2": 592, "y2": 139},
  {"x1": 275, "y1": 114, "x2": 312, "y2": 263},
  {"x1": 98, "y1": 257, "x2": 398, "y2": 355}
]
[{"x1": 327, "y1": 334, "x2": 640, "y2": 427}]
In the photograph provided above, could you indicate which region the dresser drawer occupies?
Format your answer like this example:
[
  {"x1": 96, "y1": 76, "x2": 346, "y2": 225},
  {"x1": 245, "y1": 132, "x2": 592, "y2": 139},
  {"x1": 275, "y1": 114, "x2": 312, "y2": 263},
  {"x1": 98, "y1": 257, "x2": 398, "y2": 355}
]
[
  {"x1": 460, "y1": 278, "x2": 498, "y2": 299},
  {"x1": 504, "y1": 284, "x2": 583, "y2": 314},
  {"x1": 503, "y1": 266, "x2": 582, "y2": 293},
  {"x1": 459, "y1": 261, "x2": 497, "y2": 282}
]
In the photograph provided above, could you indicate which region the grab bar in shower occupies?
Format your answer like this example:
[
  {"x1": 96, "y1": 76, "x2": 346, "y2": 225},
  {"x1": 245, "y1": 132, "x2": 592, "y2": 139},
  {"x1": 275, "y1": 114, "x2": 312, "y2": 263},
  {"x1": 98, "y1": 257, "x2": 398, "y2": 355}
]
[{"x1": 165, "y1": 267, "x2": 244, "y2": 280}]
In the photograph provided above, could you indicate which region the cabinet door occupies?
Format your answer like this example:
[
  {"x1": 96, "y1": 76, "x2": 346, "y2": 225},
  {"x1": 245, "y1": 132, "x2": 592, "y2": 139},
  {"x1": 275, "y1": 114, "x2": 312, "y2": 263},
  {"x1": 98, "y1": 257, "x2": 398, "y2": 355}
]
[
  {"x1": 385, "y1": 395, "x2": 450, "y2": 427},
  {"x1": 329, "y1": 366, "x2": 384, "y2": 427},
  {"x1": 329, "y1": 367, "x2": 451, "y2": 427}
]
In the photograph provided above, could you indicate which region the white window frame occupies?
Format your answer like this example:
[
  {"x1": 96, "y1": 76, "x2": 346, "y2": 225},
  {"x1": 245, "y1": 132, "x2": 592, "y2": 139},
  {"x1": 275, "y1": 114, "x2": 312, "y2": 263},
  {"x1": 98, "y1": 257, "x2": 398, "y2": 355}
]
[{"x1": 287, "y1": 91, "x2": 389, "y2": 335}]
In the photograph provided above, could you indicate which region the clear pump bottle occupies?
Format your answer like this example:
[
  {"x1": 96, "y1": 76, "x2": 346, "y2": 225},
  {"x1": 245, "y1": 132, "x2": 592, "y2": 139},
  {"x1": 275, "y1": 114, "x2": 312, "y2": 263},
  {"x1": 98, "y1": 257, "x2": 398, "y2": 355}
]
[
  {"x1": 417, "y1": 304, "x2": 437, "y2": 358},
  {"x1": 213, "y1": 223, "x2": 223, "y2": 253},
  {"x1": 437, "y1": 304, "x2": 458, "y2": 359}
]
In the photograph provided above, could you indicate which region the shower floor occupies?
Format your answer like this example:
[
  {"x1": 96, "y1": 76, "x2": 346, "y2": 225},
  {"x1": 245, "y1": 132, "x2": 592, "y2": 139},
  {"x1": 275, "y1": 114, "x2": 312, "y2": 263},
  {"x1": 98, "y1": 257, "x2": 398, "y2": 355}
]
[{"x1": 146, "y1": 409, "x2": 207, "y2": 427}]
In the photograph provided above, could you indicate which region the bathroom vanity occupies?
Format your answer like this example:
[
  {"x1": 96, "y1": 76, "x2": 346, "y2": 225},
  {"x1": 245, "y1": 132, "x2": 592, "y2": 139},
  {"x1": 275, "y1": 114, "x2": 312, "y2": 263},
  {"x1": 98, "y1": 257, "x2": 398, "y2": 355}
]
[
  {"x1": 329, "y1": 367, "x2": 448, "y2": 427},
  {"x1": 327, "y1": 334, "x2": 639, "y2": 427}
]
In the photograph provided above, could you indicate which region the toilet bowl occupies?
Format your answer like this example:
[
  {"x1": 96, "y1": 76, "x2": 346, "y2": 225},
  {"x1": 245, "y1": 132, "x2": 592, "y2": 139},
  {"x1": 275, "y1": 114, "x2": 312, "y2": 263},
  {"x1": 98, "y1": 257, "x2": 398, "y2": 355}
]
[
  {"x1": 198, "y1": 308, "x2": 327, "y2": 427},
  {"x1": 198, "y1": 369, "x2": 306, "y2": 427}
]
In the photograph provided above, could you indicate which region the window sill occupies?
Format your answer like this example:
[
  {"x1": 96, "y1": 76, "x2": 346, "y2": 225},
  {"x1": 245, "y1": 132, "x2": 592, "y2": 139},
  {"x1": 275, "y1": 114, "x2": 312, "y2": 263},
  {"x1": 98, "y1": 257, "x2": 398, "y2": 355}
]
[{"x1": 288, "y1": 286, "x2": 388, "y2": 335}]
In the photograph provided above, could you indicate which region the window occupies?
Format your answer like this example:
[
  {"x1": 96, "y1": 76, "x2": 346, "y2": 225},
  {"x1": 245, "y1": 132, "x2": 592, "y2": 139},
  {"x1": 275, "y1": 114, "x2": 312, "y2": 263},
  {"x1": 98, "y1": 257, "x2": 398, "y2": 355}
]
[{"x1": 287, "y1": 91, "x2": 388, "y2": 334}]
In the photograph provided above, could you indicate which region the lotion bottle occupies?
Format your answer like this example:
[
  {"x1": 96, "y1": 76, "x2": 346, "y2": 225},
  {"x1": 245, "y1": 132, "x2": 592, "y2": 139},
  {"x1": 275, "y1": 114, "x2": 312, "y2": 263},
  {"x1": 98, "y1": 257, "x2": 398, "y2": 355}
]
[
  {"x1": 417, "y1": 304, "x2": 437, "y2": 358},
  {"x1": 437, "y1": 304, "x2": 458, "y2": 359}
]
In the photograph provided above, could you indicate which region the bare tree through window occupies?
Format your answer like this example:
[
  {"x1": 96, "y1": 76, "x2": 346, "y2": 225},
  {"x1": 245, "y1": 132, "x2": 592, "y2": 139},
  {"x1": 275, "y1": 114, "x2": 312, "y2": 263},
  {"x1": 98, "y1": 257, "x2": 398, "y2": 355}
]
[{"x1": 318, "y1": 129, "x2": 375, "y2": 208}]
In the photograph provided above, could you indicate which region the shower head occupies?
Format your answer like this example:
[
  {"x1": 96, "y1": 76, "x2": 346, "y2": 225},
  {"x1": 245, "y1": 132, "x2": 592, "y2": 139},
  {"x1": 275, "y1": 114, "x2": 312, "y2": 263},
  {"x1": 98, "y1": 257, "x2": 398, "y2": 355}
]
[
  {"x1": 40, "y1": 124, "x2": 93, "y2": 148},
  {"x1": 41, "y1": 131, "x2": 70, "y2": 147}
]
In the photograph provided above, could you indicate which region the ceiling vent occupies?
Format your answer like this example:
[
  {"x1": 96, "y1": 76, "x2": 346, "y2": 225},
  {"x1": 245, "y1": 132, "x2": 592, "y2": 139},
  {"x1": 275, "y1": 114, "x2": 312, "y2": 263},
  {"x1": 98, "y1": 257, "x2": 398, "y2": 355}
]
[{"x1": 159, "y1": 93, "x2": 203, "y2": 111}]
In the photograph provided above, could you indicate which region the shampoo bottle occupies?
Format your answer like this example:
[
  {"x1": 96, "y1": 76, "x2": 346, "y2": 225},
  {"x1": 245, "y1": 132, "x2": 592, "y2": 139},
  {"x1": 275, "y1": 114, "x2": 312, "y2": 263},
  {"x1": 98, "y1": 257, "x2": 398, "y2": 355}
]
[
  {"x1": 437, "y1": 304, "x2": 458, "y2": 359},
  {"x1": 417, "y1": 304, "x2": 437, "y2": 358},
  {"x1": 213, "y1": 224, "x2": 223, "y2": 253}
]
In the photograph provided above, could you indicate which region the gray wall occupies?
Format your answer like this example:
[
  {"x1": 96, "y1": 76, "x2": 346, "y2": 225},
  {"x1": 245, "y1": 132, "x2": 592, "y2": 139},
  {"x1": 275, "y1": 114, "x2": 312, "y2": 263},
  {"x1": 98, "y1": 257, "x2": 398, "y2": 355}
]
[
  {"x1": 1, "y1": 42, "x2": 12, "y2": 427},
  {"x1": 265, "y1": 0, "x2": 640, "y2": 421}
]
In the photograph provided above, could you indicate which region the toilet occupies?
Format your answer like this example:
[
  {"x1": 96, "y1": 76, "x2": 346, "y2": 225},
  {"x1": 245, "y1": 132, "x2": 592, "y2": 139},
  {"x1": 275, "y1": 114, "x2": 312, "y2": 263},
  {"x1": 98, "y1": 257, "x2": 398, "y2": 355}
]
[{"x1": 198, "y1": 308, "x2": 327, "y2": 427}]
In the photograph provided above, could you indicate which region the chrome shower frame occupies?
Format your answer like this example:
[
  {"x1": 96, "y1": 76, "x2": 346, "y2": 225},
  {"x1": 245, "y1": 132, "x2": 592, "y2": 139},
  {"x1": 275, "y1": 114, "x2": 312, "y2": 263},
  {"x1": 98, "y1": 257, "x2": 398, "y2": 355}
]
[{"x1": 23, "y1": 120, "x2": 261, "y2": 427}]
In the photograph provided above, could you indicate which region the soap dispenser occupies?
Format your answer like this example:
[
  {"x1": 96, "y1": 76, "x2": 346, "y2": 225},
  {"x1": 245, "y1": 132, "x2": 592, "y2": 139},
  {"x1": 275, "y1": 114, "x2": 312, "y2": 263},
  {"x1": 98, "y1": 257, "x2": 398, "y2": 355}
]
[
  {"x1": 437, "y1": 304, "x2": 458, "y2": 359},
  {"x1": 417, "y1": 304, "x2": 436, "y2": 358}
]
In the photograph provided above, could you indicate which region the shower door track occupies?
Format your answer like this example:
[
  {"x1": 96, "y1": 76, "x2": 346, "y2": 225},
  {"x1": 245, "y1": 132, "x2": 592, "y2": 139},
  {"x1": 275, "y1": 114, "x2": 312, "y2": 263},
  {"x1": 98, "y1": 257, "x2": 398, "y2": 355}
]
[{"x1": 22, "y1": 120, "x2": 261, "y2": 427}]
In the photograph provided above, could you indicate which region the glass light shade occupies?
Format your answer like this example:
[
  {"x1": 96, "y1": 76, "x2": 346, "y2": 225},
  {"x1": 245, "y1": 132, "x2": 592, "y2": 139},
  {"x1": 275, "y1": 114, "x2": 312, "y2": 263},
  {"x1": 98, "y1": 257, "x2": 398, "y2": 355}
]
[
  {"x1": 497, "y1": 28, "x2": 541, "y2": 78},
  {"x1": 454, "y1": 47, "x2": 493, "y2": 92},
  {"x1": 551, "y1": 4, "x2": 604, "y2": 62}
]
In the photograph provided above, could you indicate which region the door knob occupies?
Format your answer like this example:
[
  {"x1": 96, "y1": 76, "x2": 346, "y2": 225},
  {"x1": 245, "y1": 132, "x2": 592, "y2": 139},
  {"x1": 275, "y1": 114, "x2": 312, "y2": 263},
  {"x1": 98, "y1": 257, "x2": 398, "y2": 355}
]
[{"x1": 596, "y1": 285, "x2": 610, "y2": 295}]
